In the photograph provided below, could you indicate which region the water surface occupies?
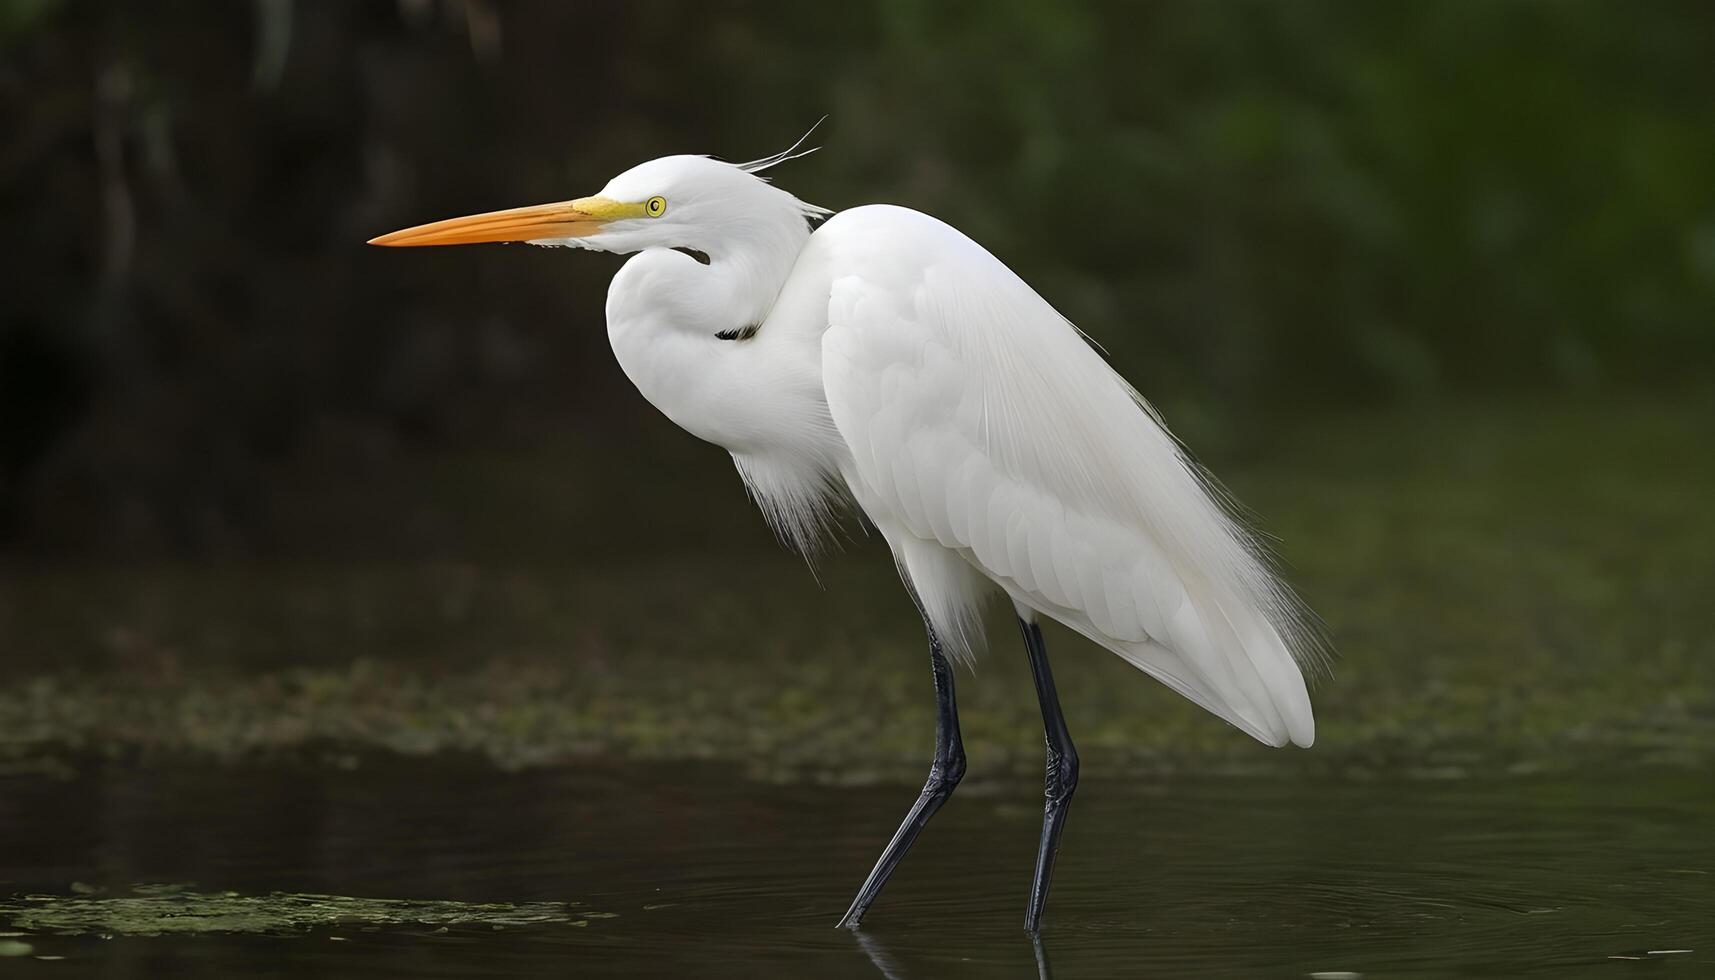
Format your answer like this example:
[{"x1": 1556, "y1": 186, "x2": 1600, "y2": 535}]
[{"x1": 2, "y1": 758, "x2": 1708, "y2": 977}]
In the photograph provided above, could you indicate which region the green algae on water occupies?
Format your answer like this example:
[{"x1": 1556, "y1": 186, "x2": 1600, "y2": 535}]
[{"x1": 0, "y1": 887, "x2": 598, "y2": 937}]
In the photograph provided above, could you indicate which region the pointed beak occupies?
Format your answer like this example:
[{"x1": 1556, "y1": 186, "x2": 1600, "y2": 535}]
[{"x1": 367, "y1": 195, "x2": 639, "y2": 247}]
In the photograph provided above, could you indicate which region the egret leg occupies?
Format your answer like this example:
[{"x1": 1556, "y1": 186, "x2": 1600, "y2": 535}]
[
  {"x1": 836, "y1": 624, "x2": 966, "y2": 929},
  {"x1": 1019, "y1": 618, "x2": 1079, "y2": 934}
]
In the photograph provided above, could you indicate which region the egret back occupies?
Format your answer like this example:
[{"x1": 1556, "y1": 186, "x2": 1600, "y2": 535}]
[{"x1": 816, "y1": 205, "x2": 1322, "y2": 747}]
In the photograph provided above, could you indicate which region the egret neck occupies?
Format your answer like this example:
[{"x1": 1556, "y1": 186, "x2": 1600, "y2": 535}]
[{"x1": 603, "y1": 190, "x2": 847, "y2": 553}]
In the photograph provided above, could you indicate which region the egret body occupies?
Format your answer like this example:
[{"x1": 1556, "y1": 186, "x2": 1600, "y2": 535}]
[{"x1": 370, "y1": 142, "x2": 1323, "y2": 933}]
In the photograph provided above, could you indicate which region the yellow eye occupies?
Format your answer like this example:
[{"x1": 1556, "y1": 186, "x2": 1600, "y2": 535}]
[{"x1": 645, "y1": 196, "x2": 666, "y2": 217}]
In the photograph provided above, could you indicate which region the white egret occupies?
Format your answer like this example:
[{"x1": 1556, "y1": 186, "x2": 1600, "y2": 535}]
[{"x1": 369, "y1": 139, "x2": 1324, "y2": 933}]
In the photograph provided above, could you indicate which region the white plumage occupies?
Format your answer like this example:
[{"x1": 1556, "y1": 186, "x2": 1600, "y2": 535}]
[
  {"x1": 815, "y1": 205, "x2": 1318, "y2": 747},
  {"x1": 372, "y1": 149, "x2": 1322, "y2": 747},
  {"x1": 370, "y1": 144, "x2": 1326, "y2": 929}
]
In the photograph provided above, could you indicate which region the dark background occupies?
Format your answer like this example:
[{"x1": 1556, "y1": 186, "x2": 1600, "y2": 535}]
[
  {"x1": 2, "y1": 5, "x2": 1714, "y2": 970},
  {"x1": 4, "y1": 0, "x2": 1711, "y2": 558}
]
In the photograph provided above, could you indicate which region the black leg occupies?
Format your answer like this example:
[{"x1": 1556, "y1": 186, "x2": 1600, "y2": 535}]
[
  {"x1": 1031, "y1": 933, "x2": 1056, "y2": 979},
  {"x1": 837, "y1": 621, "x2": 966, "y2": 929},
  {"x1": 1019, "y1": 618, "x2": 1079, "y2": 934}
]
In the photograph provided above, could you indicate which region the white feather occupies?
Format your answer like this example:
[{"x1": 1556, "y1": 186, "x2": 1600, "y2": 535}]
[{"x1": 815, "y1": 205, "x2": 1323, "y2": 747}]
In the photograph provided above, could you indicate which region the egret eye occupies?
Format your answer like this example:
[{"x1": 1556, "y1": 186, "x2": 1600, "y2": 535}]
[{"x1": 645, "y1": 196, "x2": 667, "y2": 218}]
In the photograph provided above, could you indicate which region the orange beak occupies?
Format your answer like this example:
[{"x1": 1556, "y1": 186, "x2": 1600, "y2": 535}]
[{"x1": 367, "y1": 195, "x2": 641, "y2": 247}]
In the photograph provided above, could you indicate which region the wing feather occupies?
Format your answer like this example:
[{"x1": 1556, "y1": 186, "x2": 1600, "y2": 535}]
[{"x1": 818, "y1": 206, "x2": 1322, "y2": 747}]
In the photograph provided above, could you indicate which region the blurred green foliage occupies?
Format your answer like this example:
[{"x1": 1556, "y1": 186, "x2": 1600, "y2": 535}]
[{"x1": 1, "y1": 0, "x2": 1711, "y2": 553}]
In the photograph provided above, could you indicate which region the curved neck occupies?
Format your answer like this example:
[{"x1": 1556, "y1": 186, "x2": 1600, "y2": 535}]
[
  {"x1": 607, "y1": 210, "x2": 809, "y2": 336},
  {"x1": 601, "y1": 207, "x2": 847, "y2": 556},
  {"x1": 604, "y1": 214, "x2": 829, "y2": 455},
  {"x1": 693, "y1": 213, "x2": 813, "y2": 332}
]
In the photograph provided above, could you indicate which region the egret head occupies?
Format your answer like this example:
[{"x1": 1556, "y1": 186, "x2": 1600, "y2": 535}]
[{"x1": 367, "y1": 151, "x2": 827, "y2": 257}]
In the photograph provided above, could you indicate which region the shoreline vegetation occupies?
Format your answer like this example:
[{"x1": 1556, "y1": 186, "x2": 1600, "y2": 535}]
[{"x1": 5, "y1": 398, "x2": 1710, "y2": 784}]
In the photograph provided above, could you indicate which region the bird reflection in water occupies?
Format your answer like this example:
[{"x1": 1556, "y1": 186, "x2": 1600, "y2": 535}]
[{"x1": 853, "y1": 929, "x2": 1054, "y2": 980}]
